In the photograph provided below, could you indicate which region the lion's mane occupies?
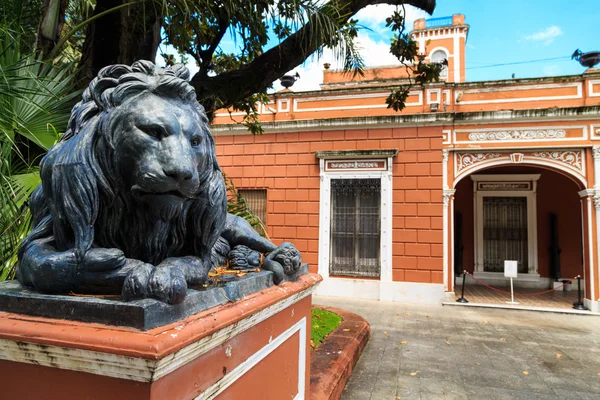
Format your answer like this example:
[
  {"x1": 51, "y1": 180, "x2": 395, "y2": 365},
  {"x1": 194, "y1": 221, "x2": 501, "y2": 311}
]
[{"x1": 19, "y1": 61, "x2": 227, "y2": 265}]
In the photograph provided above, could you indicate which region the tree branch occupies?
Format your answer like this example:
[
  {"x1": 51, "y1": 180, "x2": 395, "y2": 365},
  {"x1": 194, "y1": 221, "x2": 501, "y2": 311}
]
[
  {"x1": 197, "y1": 18, "x2": 230, "y2": 77},
  {"x1": 190, "y1": 0, "x2": 435, "y2": 113}
]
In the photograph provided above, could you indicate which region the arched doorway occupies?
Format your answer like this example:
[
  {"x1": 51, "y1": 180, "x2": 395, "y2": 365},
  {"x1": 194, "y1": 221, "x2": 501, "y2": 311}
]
[{"x1": 451, "y1": 165, "x2": 586, "y2": 308}]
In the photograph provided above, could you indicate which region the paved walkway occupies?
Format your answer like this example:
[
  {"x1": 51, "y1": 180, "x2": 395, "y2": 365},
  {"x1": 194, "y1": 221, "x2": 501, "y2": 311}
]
[{"x1": 313, "y1": 295, "x2": 600, "y2": 400}]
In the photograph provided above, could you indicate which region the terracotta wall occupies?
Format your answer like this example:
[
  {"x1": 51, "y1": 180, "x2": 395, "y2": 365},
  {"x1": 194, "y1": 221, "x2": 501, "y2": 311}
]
[
  {"x1": 453, "y1": 166, "x2": 583, "y2": 279},
  {"x1": 214, "y1": 126, "x2": 443, "y2": 284}
]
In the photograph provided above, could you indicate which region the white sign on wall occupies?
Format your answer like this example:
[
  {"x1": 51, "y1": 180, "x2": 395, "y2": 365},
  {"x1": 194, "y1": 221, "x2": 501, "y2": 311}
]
[{"x1": 504, "y1": 260, "x2": 518, "y2": 278}]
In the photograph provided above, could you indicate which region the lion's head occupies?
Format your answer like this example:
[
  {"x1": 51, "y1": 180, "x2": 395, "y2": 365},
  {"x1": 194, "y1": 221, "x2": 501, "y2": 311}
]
[{"x1": 26, "y1": 61, "x2": 227, "y2": 265}]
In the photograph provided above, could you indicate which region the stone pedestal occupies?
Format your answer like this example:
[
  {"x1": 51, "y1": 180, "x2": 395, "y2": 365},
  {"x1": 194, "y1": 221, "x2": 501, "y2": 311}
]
[{"x1": 0, "y1": 273, "x2": 321, "y2": 400}]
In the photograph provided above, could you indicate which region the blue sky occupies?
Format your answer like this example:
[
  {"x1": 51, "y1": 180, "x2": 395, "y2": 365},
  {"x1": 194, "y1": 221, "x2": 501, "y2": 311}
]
[
  {"x1": 419, "y1": 0, "x2": 600, "y2": 81},
  {"x1": 157, "y1": 1, "x2": 600, "y2": 91},
  {"x1": 285, "y1": 0, "x2": 600, "y2": 90}
]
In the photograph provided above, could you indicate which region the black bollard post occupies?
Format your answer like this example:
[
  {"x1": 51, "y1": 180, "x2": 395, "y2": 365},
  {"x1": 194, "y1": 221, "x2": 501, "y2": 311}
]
[
  {"x1": 456, "y1": 270, "x2": 469, "y2": 303},
  {"x1": 573, "y1": 275, "x2": 586, "y2": 310}
]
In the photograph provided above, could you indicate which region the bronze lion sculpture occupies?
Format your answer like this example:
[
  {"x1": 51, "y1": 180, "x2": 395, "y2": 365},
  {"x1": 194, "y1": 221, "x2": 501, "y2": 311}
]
[{"x1": 17, "y1": 61, "x2": 302, "y2": 304}]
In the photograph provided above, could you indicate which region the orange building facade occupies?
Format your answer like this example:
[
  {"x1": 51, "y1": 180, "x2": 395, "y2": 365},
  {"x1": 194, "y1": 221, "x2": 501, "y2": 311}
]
[{"x1": 212, "y1": 15, "x2": 600, "y2": 310}]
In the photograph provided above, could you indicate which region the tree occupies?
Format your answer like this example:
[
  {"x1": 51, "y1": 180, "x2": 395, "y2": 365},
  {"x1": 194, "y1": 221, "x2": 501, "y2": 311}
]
[
  {"x1": 0, "y1": 11, "x2": 80, "y2": 278},
  {"x1": 40, "y1": 0, "x2": 439, "y2": 130}
]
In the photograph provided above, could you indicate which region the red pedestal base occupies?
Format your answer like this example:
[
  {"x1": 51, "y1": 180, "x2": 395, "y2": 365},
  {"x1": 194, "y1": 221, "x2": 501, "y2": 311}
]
[{"x1": 0, "y1": 274, "x2": 321, "y2": 400}]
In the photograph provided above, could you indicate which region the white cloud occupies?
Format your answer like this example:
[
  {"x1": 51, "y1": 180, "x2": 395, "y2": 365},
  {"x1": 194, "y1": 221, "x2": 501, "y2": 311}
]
[
  {"x1": 523, "y1": 25, "x2": 563, "y2": 45},
  {"x1": 354, "y1": 4, "x2": 428, "y2": 28},
  {"x1": 274, "y1": 31, "x2": 405, "y2": 92}
]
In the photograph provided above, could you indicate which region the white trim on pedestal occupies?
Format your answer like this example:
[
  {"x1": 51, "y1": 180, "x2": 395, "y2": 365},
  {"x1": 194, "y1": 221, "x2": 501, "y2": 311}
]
[
  {"x1": 0, "y1": 285, "x2": 317, "y2": 383},
  {"x1": 196, "y1": 317, "x2": 307, "y2": 400},
  {"x1": 471, "y1": 174, "x2": 540, "y2": 280}
]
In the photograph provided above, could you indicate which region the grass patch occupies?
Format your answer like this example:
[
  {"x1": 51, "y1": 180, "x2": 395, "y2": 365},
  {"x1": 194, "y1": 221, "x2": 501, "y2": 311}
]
[{"x1": 311, "y1": 307, "x2": 342, "y2": 349}]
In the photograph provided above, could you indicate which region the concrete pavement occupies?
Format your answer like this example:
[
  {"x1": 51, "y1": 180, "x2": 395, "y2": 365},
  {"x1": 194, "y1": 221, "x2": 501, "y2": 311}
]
[{"x1": 313, "y1": 296, "x2": 600, "y2": 400}]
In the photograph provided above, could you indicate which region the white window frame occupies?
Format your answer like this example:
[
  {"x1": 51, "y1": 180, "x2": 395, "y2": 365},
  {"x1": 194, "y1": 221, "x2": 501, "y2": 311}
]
[
  {"x1": 318, "y1": 157, "x2": 394, "y2": 283},
  {"x1": 430, "y1": 49, "x2": 449, "y2": 79},
  {"x1": 472, "y1": 174, "x2": 540, "y2": 280}
]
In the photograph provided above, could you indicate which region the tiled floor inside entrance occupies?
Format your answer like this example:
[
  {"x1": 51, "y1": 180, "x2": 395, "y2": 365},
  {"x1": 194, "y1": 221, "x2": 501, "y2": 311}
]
[{"x1": 454, "y1": 284, "x2": 580, "y2": 309}]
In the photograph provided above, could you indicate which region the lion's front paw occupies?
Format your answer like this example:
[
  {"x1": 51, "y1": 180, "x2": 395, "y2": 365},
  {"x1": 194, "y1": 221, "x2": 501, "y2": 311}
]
[
  {"x1": 122, "y1": 263, "x2": 154, "y2": 301},
  {"x1": 122, "y1": 263, "x2": 187, "y2": 305},
  {"x1": 149, "y1": 265, "x2": 187, "y2": 304},
  {"x1": 263, "y1": 242, "x2": 302, "y2": 284}
]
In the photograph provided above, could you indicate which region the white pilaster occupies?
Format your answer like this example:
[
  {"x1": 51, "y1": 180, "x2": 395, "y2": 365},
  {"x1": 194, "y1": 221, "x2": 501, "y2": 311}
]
[
  {"x1": 593, "y1": 147, "x2": 600, "y2": 304},
  {"x1": 443, "y1": 189, "x2": 455, "y2": 292},
  {"x1": 579, "y1": 189, "x2": 596, "y2": 306},
  {"x1": 453, "y1": 33, "x2": 460, "y2": 82}
]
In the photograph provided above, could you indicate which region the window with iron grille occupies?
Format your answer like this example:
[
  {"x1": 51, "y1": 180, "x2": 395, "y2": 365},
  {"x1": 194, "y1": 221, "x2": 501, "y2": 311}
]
[
  {"x1": 239, "y1": 189, "x2": 267, "y2": 235},
  {"x1": 329, "y1": 178, "x2": 381, "y2": 278},
  {"x1": 483, "y1": 196, "x2": 528, "y2": 273}
]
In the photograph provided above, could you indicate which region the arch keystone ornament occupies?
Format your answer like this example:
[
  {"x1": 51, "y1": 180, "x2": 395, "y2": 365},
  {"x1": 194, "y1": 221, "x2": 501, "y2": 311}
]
[
  {"x1": 510, "y1": 153, "x2": 524, "y2": 163},
  {"x1": 0, "y1": 62, "x2": 319, "y2": 400}
]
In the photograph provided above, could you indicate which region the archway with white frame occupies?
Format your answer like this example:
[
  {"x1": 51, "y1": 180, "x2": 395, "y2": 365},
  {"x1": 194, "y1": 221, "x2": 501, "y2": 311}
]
[{"x1": 446, "y1": 154, "x2": 596, "y2": 310}]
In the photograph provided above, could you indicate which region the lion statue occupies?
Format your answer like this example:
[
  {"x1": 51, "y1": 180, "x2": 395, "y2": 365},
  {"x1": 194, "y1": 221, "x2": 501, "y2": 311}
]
[{"x1": 17, "y1": 61, "x2": 302, "y2": 305}]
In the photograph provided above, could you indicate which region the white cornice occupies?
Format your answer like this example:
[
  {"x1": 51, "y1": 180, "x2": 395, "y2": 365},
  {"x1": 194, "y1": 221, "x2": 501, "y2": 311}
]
[{"x1": 211, "y1": 106, "x2": 600, "y2": 135}]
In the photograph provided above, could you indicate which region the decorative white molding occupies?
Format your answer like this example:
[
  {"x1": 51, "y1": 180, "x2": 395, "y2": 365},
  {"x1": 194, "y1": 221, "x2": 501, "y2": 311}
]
[
  {"x1": 453, "y1": 150, "x2": 588, "y2": 189},
  {"x1": 468, "y1": 129, "x2": 566, "y2": 141},
  {"x1": 293, "y1": 91, "x2": 423, "y2": 113},
  {"x1": 510, "y1": 153, "x2": 524, "y2": 163},
  {"x1": 278, "y1": 98, "x2": 290, "y2": 113},
  {"x1": 442, "y1": 189, "x2": 455, "y2": 292},
  {"x1": 593, "y1": 146, "x2": 600, "y2": 160},
  {"x1": 196, "y1": 317, "x2": 307, "y2": 400},
  {"x1": 0, "y1": 285, "x2": 317, "y2": 383},
  {"x1": 427, "y1": 88, "x2": 442, "y2": 105},
  {"x1": 456, "y1": 153, "x2": 503, "y2": 172},
  {"x1": 212, "y1": 109, "x2": 600, "y2": 136},
  {"x1": 477, "y1": 182, "x2": 531, "y2": 191},
  {"x1": 588, "y1": 79, "x2": 600, "y2": 97},
  {"x1": 442, "y1": 129, "x2": 452, "y2": 145},
  {"x1": 579, "y1": 189, "x2": 595, "y2": 198},
  {"x1": 471, "y1": 174, "x2": 542, "y2": 183},
  {"x1": 455, "y1": 82, "x2": 582, "y2": 105},
  {"x1": 442, "y1": 189, "x2": 455, "y2": 206},
  {"x1": 453, "y1": 125, "x2": 587, "y2": 144},
  {"x1": 532, "y1": 151, "x2": 582, "y2": 171},
  {"x1": 454, "y1": 34, "x2": 460, "y2": 82},
  {"x1": 585, "y1": 197, "x2": 596, "y2": 302},
  {"x1": 442, "y1": 149, "x2": 450, "y2": 190},
  {"x1": 325, "y1": 159, "x2": 386, "y2": 171}
]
